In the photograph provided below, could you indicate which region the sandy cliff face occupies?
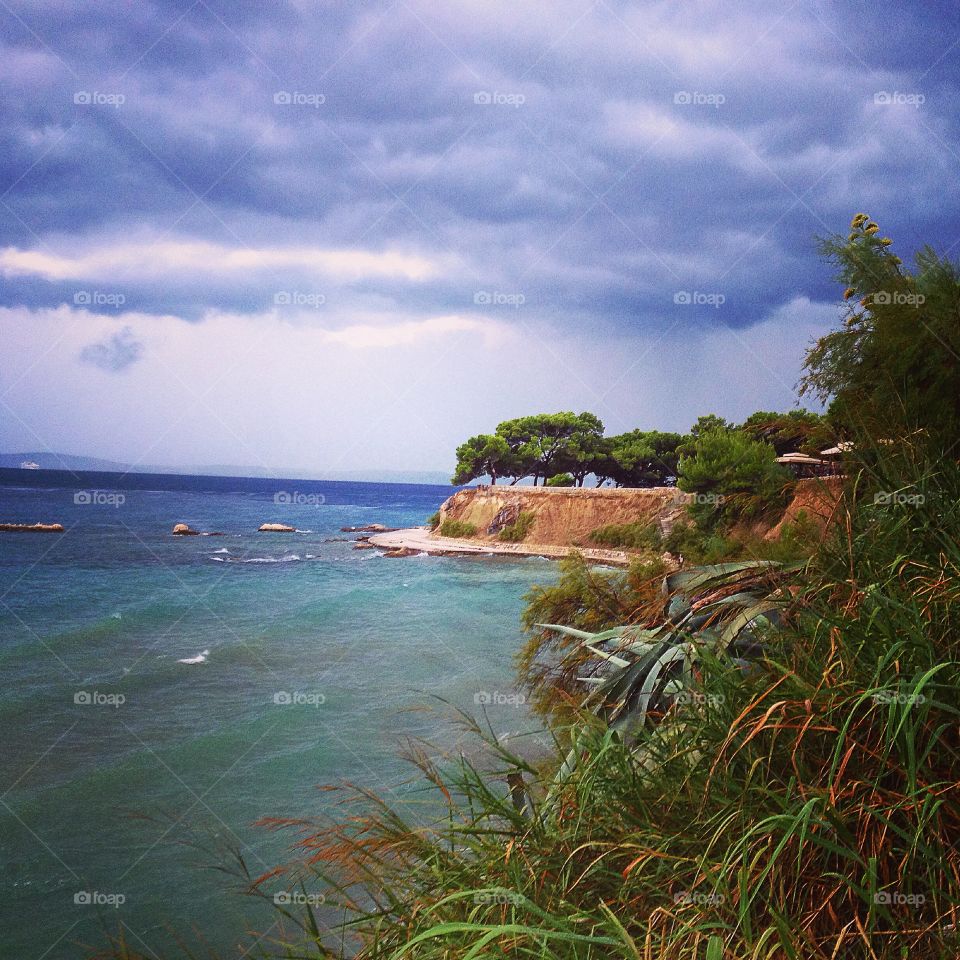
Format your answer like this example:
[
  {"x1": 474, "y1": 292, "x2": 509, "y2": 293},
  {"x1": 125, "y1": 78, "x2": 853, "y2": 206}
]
[
  {"x1": 438, "y1": 485, "x2": 691, "y2": 546},
  {"x1": 763, "y1": 476, "x2": 844, "y2": 540},
  {"x1": 438, "y1": 478, "x2": 844, "y2": 550}
]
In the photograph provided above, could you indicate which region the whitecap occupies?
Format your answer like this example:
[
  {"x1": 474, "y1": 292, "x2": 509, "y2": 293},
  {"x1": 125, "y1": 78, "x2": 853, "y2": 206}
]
[
  {"x1": 220, "y1": 554, "x2": 302, "y2": 564},
  {"x1": 178, "y1": 649, "x2": 209, "y2": 664},
  {"x1": 211, "y1": 548, "x2": 230, "y2": 554}
]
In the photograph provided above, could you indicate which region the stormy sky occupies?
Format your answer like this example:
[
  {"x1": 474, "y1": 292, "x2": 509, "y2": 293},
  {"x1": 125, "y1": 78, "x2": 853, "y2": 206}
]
[{"x1": 1, "y1": 0, "x2": 958, "y2": 475}]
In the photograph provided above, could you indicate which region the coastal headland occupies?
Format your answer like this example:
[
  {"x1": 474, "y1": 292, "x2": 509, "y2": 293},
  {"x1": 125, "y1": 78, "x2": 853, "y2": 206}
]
[{"x1": 369, "y1": 479, "x2": 842, "y2": 564}]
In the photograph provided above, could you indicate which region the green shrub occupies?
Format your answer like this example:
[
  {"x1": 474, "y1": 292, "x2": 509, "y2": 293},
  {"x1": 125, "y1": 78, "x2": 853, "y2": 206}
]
[
  {"x1": 678, "y1": 426, "x2": 792, "y2": 527},
  {"x1": 588, "y1": 520, "x2": 661, "y2": 550},
  {"x1": 438, "y1": 518, "x2": 477, "y2": 538},
  {"x1": 425, "y1": 510, "x2": 440, "y2": 530},
  {"x1": 497, "y1": 511, "x2": 535, "y2": 542},
  {"x1": 545, "y1": 472, "x2": 575, "y2": 487},
  {"x1": 516, "y1": 553, "x2": 667, "y2": 721},
  {"x1": 662, "y1": 518, "x2": 738, "y2": 563}
]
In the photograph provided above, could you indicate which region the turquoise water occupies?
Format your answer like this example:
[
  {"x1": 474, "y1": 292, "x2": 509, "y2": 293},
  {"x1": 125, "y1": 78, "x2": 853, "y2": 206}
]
[{"x1": 0, "y1": 472, "x2": 555, "y2": 958}]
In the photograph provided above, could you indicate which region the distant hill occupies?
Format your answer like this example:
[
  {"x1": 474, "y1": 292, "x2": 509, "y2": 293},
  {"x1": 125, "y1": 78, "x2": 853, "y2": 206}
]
[
  {"x1": 0, "y1": 452, "x2": 454, "y2": 486},
  {"x1": 0, "y1": 452, "x2": 133, "y2": 472}
]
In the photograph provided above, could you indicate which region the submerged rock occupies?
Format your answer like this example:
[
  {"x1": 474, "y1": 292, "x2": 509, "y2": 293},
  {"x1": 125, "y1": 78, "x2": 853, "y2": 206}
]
[
  {"x1": 0, "y1": 522, "x2": 64, "y2": 533},
  {"x1": 258, "y1": 522, "x2": 296, "y2": 533},
  {"x1": 340, "y1": 523, "x2": 399, "y2": 533},
  {"x1": 382, "y1": 546, "x2": 420, "y2": 558}
]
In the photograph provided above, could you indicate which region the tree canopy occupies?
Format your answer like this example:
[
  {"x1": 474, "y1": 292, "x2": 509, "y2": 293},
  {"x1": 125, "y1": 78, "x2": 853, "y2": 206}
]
[
  {"x1": 452, "y1": 408, "x2": 822, "y2": 488},
  {"x1": 800, "y1": 213, "x2": 960, "y2": 448}
]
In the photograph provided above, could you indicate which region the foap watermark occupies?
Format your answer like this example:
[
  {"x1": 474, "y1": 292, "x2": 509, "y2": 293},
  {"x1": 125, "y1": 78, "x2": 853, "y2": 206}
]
[
  {"x1": 74, "y1": 90, "x2": 125, "y2": 108},
  {"x1": 74, "y1": 490, "x2": 125, "y2": 507},
  {"x1": 474, "y1": 690, "x2": 526, "y2": 706},
  {"x1": 274, "y1": 490, "x2": 325, "y2": 507},
  {"x1": 274, "y1": 891, "x2": 326, "y2": 906},
  {"x1": 674, "y1": 890, "x2": 725, "y2": 905},
  {"x1": 474, "y1": 290, "x2": 525, "y2": 307},
  {"x1": 874, "y1": 890, "x2": 926, "y2": 906},
  {"x1": 675, "y1": 691, "x2": 725, "y2": 707},
  {"x1": 873, "y1": 290, "x2": 925, "y2": 306},
  {"x1": 687, "y1": 492, "x2": 726, "y2": 506},
  {"x1": 474, "y1": 891, "x2": 523, "y2": 905},
  {"x1": 274, "y1": 291, "x2": 326, "y2": 308},
  {"x1": 273, "y1": 90, "x2": 325, "y2": 107},
  {"x1": 473, "y1": 90, "x2": 525, "y2": 107},
  {"x1": 75, "y1": 890, "x2": 126, "y2": 907},
  {"x1": 874, "y1": 90, "x2": 924, "y2": 108},
  {"x1": 273, "y1": 691, "x2": 326, "y2": 707},
  {"x1": 873, "y1": 491, "x2": 925, "y2": 507},
  {"x1": 873, "y1": 690, "x2": 926, "y2": 706},
  {"x1": 75, "y1": 690, "x2": 126, "y2": 708},
  {"x1": 674, "y1": 90, "x2": 725, "y2": 107},
  {"x1": 74, "y1": 290, "x2": 126, "y2": 308},
  {"x1": 674, "y1": 290, "x2": 725, "y2": 308}
]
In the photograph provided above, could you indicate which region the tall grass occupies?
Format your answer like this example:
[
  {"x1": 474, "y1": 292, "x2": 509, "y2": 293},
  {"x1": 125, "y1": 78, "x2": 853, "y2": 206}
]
[{"x1": 254, "y1": 436, "x2": 960, "y2": 958}]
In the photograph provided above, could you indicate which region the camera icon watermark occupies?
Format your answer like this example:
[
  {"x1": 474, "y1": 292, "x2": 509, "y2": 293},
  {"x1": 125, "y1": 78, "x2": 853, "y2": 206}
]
[
  {"x1": 74, "y1": 290, "x2": 126, "y2": 308},
  {"x1": 873, "y1": 290, "x2": 925, "y2": 306},
  {"x1": 473, "y1": 90, "x2": 526, "y2": 107},
  {"x1": 474, "y1": 891, "x2": 523, "y2": 905},
  {"x1": 274, "y1": 291, "x2": 326, "y2": 308},
  {"x1": 473, "y1": 290, "x2": 525, "y2": 307},
  {"x1": 74, "y1": 91, "x2": 125, "y2": 107},
  {"x1": 273, "y1": 90, "x2": 325, "y2": 107},
  {"x1": 74, "y1": 690, "x2": 126, "y2": 707},
  {"x1": 273, "y1": 691, "x2": 326, "y2": 707},
  {"x1": 273, "y1": 491, "x2": 325, "y2": 507},
  {"x1": 874, "y1": 90, "x2": 924, "y2": 108},
  {"x1": 873, "y1": 491, "x2": 924, "y2": 506},
  {"x1": 74, "y1": 490, "x2": 125, "y2": 507},
  {"x1": 874, "y1": 890, "x2": 925, "y2": 905},
  {"x1": 273, "y1": 891, "x2": 326, "y2": 906},
  {"x1": 74, "y1": 890, "x2": 126, "y2": 907},
  {"x1": 674, "y1": 890, "x2": 725, "y2": 905},
  {"x1": 673, "y1": 290, "x2": 725, "y2": 308},
  {"x1": 674, "y1": 691, "x2": 724, "y2": 707},
  {"x1": 872, "y1": 690, "x2": 926, "y2": 706},
  {"x1": 673, "y1": 91, "x2": 725, "y2": 107},
  {"x1": 474, "y1": 690, "x2": 525, "y2": 706}
]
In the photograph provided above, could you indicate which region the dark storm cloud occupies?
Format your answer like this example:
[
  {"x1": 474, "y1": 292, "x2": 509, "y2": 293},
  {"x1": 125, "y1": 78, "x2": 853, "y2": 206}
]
[{"x1": 1, "y1": 0, "x2": 959, "y2": 333}]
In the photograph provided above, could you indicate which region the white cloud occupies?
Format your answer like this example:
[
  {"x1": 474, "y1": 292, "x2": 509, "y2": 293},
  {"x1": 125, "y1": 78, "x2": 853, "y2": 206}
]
[{"x1": 0, "y1": 239, "x2": 441, "y2": 283}]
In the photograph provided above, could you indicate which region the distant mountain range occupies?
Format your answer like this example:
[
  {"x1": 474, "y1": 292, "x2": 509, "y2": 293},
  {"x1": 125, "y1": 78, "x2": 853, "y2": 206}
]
[{"x1": 0, "y1": 452, "x2": 455, "y2": 486}]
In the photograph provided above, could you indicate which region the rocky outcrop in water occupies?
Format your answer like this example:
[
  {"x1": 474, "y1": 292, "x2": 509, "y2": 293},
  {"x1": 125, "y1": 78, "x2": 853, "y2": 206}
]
[
  {"x1": 258, "y1": 523, "x2": 296, "y2": 532},
  {"x1": 0, "y1": 522, "x2": 64, "y2": 533},
  {"x1": 172, "y1": 523, "x2": 200, "y2": 536}
]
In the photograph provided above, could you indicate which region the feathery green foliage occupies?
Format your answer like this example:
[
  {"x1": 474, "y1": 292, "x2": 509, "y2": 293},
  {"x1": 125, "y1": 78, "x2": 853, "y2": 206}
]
[
  {"x1": 438, "y1": 518, "x2": 477, "y2": 538},
  {"x1": 498, "y1": 511, "x2": 535, "y2": 542},
  {"x1": 588, "y1": 520, "x2": 662, "y2": 550}
]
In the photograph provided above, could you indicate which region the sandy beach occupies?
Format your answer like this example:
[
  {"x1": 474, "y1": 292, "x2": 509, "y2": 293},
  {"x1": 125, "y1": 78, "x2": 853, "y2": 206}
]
[{"x1": 368, "y1": 526, "x2": 634, "y2": 566}]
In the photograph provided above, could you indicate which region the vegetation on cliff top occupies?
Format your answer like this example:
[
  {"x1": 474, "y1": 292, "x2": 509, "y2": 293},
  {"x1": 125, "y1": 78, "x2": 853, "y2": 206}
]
[{"x1": 451, "y1": 412, "x2": 824, "y2": 490}]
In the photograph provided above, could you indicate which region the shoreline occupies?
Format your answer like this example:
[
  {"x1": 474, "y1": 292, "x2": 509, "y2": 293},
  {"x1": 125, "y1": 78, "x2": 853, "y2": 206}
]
[{"x1": 368, "y1": 526, "x2": 636, "y2": 566}]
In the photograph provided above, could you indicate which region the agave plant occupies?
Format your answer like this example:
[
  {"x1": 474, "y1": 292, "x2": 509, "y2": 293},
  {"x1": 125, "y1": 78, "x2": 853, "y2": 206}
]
[{"x1": 537, "y1": 560, "x2": 799, "y2": 781}]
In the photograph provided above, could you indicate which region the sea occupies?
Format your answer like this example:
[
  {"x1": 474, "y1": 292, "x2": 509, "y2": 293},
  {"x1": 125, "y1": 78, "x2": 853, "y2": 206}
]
[{"x1": 0, "y1": 468, "x2": 556, "y2": 959}]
